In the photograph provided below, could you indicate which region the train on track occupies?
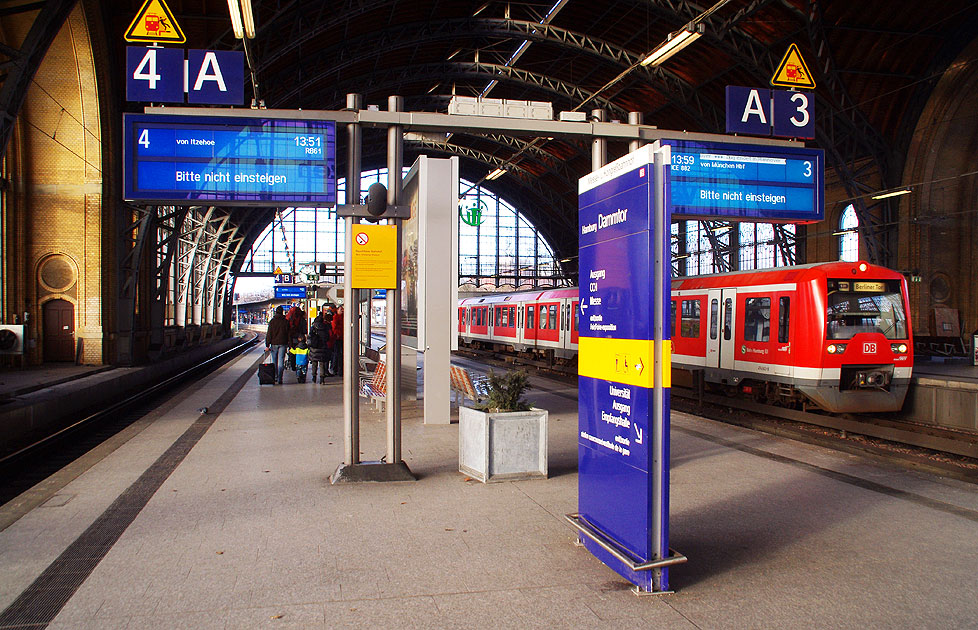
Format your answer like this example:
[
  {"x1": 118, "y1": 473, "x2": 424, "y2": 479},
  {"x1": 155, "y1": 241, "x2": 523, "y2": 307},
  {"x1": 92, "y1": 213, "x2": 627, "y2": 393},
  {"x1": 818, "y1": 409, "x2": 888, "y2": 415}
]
[{"x1": 458, "y1": 261, "x2": 913, "y2": 413}]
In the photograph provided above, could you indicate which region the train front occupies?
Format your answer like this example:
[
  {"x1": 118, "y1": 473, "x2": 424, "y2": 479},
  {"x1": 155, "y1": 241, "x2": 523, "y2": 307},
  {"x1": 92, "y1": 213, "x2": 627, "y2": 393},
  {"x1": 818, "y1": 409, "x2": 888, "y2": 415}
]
[{"x1": 801, "y1": 263, "x2": 913, "y2": 413}]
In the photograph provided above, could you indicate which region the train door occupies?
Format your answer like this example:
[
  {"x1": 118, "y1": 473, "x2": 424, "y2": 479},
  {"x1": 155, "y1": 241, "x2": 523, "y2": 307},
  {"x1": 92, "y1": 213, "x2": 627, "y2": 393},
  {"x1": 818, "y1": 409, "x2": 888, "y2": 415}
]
[
  {"x1": 570, "y1": 300, "x2": 579, "y2": 345},
  {"x1": 705, "y1": 290, "x2": 722, "y2": 368},
  {"x1": 719, "y1": 288, "x2": 738, "y2": 370}
]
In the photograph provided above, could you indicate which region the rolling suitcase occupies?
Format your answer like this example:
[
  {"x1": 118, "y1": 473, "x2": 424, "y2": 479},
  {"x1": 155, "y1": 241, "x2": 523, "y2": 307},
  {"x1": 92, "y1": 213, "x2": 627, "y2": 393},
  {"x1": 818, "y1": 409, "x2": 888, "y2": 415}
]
[{"x1": 258, "y1": 361, "x2": 276, "y2": 385}]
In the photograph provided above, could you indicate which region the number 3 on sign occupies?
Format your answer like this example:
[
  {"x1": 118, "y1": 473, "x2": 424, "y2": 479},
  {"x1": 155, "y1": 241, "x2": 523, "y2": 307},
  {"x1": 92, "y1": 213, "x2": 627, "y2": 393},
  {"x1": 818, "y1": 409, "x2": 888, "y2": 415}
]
[{"x1": 789, "y1": 92, "x2": 810, "y2": 127}]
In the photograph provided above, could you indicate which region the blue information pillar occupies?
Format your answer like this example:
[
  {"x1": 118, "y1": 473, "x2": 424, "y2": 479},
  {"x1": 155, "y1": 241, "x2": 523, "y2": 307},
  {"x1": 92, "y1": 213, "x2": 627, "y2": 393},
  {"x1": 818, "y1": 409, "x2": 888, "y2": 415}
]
[{"x1": 575, "y1": 143, "x2": 676, "y2": 593}]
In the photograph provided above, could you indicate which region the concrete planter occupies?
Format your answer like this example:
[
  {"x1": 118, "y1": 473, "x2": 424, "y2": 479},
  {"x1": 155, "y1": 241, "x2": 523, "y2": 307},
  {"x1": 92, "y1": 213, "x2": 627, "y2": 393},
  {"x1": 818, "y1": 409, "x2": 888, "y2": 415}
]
[{"x1": 458, "y1": 406, "x2": 548, "y2": 483}]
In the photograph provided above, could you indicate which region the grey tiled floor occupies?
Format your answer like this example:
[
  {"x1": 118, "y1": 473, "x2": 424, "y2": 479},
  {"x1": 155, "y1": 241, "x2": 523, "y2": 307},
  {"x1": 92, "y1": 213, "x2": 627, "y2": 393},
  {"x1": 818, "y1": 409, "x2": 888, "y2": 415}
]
[{"x1": 2, "y1": 344, "x2": 978, "y2": 629}]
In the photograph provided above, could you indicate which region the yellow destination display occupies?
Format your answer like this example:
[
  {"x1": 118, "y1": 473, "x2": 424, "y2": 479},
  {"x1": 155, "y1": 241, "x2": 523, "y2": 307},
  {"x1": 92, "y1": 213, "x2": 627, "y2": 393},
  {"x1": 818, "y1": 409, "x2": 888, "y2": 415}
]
[
  {"x1": 351, "y1": 224, "x2": 397, "y2": 289},
  {"x1": 125, "y1": 0, "x2": 186, "y2": 43},
  {"x1": 578, "y1": 336, "x2": 671, "y2": 389}
]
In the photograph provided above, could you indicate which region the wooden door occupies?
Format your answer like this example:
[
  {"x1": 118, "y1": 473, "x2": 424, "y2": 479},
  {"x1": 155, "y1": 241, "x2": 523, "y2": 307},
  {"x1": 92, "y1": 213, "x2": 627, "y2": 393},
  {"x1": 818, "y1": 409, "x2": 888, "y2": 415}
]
[{"x1": 43, "y1": 299, "x2": 74, "y2": 362}]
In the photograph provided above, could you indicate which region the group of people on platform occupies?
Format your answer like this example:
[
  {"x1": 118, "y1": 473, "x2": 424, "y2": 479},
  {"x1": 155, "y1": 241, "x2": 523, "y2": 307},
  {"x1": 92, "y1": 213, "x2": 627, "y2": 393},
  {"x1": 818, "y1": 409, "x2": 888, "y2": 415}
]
[{"x1": 264, "y1": 303, "x2": 344, "y2": 385}]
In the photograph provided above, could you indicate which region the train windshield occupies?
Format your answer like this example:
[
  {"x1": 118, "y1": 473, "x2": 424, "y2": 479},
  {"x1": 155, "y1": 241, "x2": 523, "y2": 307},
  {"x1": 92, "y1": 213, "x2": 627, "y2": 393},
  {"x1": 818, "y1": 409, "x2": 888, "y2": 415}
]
[{"x1": 826, "y1": 279, "x2": 908, "y2": 340}]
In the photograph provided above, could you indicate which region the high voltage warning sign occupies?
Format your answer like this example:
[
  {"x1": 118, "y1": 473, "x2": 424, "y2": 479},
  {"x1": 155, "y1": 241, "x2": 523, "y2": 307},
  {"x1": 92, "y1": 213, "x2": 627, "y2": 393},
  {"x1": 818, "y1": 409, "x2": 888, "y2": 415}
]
[
  {"x1": 770, "y1": 43, "x2": 815, "y2": 89},
  {"x1": 125, "y1": 0, "x2": 186, "y2": 44}
]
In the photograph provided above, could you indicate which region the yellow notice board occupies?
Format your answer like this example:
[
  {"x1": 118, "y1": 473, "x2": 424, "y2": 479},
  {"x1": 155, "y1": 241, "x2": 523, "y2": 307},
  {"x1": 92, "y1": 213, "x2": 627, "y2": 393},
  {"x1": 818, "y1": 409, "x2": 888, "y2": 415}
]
[{"x1": 351, "y1": 224, "x2": 397, "y2": 289}]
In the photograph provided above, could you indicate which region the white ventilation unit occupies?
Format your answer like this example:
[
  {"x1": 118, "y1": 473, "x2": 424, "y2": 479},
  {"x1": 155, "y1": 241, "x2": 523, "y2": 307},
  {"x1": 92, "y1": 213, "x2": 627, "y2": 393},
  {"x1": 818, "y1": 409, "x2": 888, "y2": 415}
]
[{"x1": 0, "y1": 325, "x2": 24, "y2": 355}]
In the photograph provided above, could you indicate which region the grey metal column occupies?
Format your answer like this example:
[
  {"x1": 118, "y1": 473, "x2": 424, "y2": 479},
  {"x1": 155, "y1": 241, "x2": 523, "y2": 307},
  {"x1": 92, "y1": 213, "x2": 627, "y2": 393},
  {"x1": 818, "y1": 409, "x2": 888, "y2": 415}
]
[
  {"x1": 591, "y1": 109, "x2": 607, "y2": 170},
  {"x1": 344, "y1": 93, "x2": 362, "y2": 466},
  {"x1": 628, "y1": 112, "x2": 643, "y2": 153},
  {"x1": 386, "y1": 95, "x2": 404, "y2": 464},
  {"x1": 652, "y1": 144, "x2": 669, "y2": 591}
]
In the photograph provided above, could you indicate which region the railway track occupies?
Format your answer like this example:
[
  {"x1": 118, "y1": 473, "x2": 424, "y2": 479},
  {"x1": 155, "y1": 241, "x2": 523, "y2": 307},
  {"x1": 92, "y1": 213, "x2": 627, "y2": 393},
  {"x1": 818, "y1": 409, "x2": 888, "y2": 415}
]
[{"x1": 454, "y1": 349, "x2": 978, "y2": 483}]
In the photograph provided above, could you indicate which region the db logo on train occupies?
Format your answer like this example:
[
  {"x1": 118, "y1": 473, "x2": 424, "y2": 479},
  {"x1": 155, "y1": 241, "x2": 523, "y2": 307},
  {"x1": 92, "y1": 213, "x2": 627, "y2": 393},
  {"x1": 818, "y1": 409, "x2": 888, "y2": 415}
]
[{"x1": 863, "y1": 342, "x2": 877, "y2": 354}]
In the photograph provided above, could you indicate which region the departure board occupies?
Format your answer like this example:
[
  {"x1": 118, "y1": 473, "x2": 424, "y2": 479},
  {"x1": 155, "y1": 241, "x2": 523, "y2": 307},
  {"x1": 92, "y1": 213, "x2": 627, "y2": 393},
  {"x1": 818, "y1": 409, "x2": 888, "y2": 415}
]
[
  {"x1": 123, "y1": 114, "x2": 337, "y2": 206},
  {"x1": 663, "y1": 139, "x2": 824, "y2": 223}
]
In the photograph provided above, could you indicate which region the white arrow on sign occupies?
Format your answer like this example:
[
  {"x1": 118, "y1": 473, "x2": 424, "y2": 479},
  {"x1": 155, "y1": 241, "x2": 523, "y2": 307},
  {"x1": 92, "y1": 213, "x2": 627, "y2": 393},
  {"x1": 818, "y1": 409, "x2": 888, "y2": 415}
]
[{"x1": 634, "y1": 425, "x2": 643, "y2": 444}]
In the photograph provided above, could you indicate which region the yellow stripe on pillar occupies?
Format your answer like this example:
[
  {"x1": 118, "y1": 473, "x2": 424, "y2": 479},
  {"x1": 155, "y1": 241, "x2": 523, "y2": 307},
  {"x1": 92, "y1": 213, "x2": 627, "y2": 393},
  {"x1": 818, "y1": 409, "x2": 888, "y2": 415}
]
[{"x1": 578, "y1": 337, "x2": 671, "y2": 389}]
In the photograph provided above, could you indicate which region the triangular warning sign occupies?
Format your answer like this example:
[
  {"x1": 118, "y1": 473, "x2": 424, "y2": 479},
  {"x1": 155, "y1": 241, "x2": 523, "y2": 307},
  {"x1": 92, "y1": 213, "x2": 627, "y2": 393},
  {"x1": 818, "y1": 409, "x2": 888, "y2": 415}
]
[
  {"x1": 125, "y1": 0, "x2": 186, "y2": 44},
  {"x1": 771, "y1": 43, "x2": 816, "y2": 89},
  {"x1": 273, "y1": 267, "x2": 284, "y2": 275}
]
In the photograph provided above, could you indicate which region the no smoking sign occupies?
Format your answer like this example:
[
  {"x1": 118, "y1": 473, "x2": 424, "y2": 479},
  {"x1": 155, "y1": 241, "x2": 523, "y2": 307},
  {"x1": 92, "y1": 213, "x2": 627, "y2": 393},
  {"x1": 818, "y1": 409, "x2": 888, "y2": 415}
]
[{"x1": 356, "y1": 232, "x2": 369, "y2": 245}]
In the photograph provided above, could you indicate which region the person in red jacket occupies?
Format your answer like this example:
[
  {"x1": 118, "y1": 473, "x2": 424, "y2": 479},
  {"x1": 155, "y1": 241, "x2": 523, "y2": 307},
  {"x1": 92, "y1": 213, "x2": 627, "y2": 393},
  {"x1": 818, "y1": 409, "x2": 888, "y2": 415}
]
[{"x1": 330, "y1": 305, "x2": 344, "y2": 377}]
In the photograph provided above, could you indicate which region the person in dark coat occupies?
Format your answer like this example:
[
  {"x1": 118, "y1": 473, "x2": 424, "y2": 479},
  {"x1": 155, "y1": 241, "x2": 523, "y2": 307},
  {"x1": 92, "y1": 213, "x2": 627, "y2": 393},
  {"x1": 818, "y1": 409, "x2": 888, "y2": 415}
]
[
  {"x1": 265, "y1": 306, "x2": 289, "y2": 384},
  {"x1": 330, "y1": 305, "x2": 344, "y2": 376},
  {"x1": 308, "y1": 314, "x2": 331, "y2": 384}
]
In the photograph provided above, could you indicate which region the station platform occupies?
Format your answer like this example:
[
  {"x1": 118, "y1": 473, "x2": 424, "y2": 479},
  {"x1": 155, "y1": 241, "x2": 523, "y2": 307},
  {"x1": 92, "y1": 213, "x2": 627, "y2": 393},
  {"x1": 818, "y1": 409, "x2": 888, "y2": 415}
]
[
  {"x1": 0, "y1": 335, "x2": 251, "y2": 456},
  {"x1": 2, "y1": 343, "x2": 978, "y2": 629},
  {"x1": 902, "y1": 356, "x2": 978, "y2": 432}
]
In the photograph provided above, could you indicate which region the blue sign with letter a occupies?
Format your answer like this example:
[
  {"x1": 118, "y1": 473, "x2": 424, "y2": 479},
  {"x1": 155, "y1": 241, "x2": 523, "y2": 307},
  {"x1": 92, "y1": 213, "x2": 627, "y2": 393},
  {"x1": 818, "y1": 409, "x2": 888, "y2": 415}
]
[
  {"x1": 725, "y1": 86, "x2": 771, "y2": 136},
  {"x1": 187, "y1": 50, "x2": 244, "y2": 105},
  {"x1": 726, "y1": 85, "x2": 815, "y2": 140},
  {"x1": 126, "y1": 47, "x2": 243, "y2": 105}
]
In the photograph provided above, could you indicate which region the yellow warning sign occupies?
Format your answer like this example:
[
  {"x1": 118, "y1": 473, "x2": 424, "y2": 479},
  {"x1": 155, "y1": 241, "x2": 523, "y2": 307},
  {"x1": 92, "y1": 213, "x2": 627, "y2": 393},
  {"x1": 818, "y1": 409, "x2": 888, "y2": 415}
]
[
  {"x1": 351, "y1": 225, "x2": 397, "y2": 289},
  {"x1": 125, "y1": 0, "x2": 186, "y2": 44},
  {"x1": 273, "y1": 267, "x2": 284, "y2": 275},
  {"x1": 770, "y1": 43, "x2": 815, "y2": 89}
]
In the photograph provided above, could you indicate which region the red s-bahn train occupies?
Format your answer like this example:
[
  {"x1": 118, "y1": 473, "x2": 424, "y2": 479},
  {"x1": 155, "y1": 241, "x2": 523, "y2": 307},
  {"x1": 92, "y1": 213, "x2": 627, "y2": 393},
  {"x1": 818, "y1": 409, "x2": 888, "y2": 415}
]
[{"x1": 458, "y1": 261, "x2": 913, "y2": 414}]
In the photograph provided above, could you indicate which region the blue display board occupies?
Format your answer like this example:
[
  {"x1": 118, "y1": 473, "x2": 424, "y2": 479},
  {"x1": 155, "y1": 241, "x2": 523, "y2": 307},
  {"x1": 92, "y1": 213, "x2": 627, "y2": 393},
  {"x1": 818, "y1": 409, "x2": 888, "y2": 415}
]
[
  {"x1": 663, "y1": 139, "x2": 823, "y2": 222},
  {"x1": 274, "y1": 285, "x2": 307, "y2": 299},
  {"x1": 123, "y1": 114, "x2": 337, "y2": 206},
  {"x1": 577, "y1": 144, "x2": 672, "y2": 592}
]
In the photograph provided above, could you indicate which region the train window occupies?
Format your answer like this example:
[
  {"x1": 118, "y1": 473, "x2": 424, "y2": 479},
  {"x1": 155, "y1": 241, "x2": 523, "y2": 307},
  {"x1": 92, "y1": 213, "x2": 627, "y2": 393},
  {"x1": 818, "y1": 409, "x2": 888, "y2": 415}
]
[
  {"x1": 724, "y1": 298, "x2": 733, "y2": 340},
  {"x1": 540, "y1": 307, "x2": 547, "y2": 329},
  {"x1": 549, "y1": 304, "x2": 558, "y2": 329},
  {"x1": 511, "y1": 306, "x2": 516, "y2": 327},
  {"x1": 574, "y1": 306, "x2": 579, "y2": 332},
  {"x1": 744, "y1": 297, "x2": 771, "y2": 342},
  {"x1": 527, "y1": 306, "x2": 534, "y2": 329},
  {"x1": 778, "y1": 297, "x2": 790, "y2": 343},
  {"x1": 826, "y1": 279, "x2": 908, "y2": 340},
  {"x1": 710, "y1": 299, "x2": 719, "y2": 340},
  {"x1": 681, "y1": 300, "x2": 701, "y2": 338},
  {"x1": 670, "y1": 300, "x2": 677, "y2": 336}
]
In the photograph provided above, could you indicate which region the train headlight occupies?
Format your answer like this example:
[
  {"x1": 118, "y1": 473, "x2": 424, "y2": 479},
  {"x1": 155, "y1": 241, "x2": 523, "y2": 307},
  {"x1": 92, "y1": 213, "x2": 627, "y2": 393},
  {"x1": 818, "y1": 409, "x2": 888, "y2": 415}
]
[
  {"x1": 890, "y1": 343, "x2": 908, "y2": 354},
  {"x1": 858, "y1": 262, "x2": 868, "y2": 272},
  {"x1": 827, "y1": 344, "x2": 842, "y2": 354}
]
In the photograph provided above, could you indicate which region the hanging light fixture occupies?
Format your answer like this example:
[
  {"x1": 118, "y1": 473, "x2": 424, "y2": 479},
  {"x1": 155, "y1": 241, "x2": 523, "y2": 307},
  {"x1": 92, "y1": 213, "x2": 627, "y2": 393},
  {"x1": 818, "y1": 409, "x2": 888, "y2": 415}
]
[{"x1": 641, "y1": 23, "x2": 705, "y2": 67}]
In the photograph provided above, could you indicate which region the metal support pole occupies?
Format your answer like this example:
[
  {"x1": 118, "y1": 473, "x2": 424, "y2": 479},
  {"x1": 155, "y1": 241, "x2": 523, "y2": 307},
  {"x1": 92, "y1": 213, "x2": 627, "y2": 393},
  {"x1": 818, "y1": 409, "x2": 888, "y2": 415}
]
[
  {"x1": 344, "y1": 93, "x2": 362, "y2": 466},
  {"x1": 591, "y1": 109, "x2": 607, "y2": 170},
  {"x1": 652, "y1": 144, "x2": 669, "y2": 592},
  {"x1": 628, "y1": 112, "x2": 644, "y2": 153},
  {"x1": 386, "y1": 95, "x2": 403, "y2": 465}
]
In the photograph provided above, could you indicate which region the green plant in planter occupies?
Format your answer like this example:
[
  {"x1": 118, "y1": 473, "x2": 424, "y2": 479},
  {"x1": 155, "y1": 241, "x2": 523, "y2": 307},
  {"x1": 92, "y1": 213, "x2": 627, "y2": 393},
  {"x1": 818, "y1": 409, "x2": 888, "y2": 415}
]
[{"x1": 479, "y1": 369, "x2": 532, "y2": 412}]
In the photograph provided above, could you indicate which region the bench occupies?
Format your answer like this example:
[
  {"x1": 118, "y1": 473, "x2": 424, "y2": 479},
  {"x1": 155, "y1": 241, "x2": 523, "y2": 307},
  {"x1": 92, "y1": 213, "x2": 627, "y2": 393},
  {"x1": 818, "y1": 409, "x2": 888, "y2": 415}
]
[
  {"x1": 359, "y1": 360, "x2": 387, "y2": 410},
  {"x1": 450, "y1": 365, "x2": 488, "y2": 408}
]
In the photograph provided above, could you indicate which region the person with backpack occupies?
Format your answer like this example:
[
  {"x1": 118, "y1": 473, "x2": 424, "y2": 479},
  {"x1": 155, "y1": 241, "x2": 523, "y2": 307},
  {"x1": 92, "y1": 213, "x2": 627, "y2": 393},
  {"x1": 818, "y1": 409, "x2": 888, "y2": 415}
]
[
  {"x1": 289, "y1": 335, "x2": 310, "y2": 383},
  {"x1": 308, "y1": 313, "x2": 331, "y2": 384}
]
